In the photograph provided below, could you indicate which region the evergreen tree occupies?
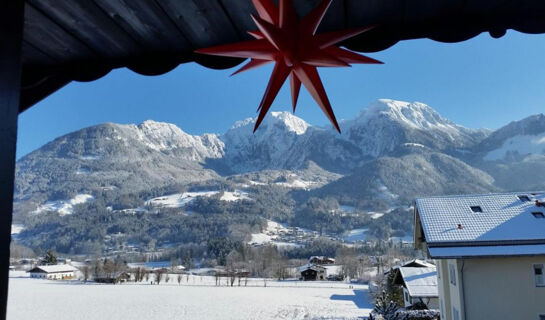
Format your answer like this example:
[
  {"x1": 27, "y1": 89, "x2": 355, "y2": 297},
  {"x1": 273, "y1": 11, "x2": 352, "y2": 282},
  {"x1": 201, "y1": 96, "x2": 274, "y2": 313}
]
[
  {"x1": 42, "y1": 250, "x2": 57, "y2": 265},
  {"x1": 373, "y1": 290, "x2": 399, "y2": 320}
]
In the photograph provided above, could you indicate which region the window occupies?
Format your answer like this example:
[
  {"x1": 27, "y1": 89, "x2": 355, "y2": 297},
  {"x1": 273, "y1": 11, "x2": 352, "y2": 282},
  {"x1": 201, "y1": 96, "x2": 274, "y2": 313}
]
[
  {"x1": 535, "y1": 264, "x2": 545, "y2": 286},
  {"x1": 532, "y1": 212, "x2": 545, "y2": 219},
  {"x1": 539, "y1": 315, "x2": 545, "y2": 320},
  {"x1": 470, "y1": 206, "x2": 482, "y2": 213},
  {"x1": 518, "y1": 195, "x2": 531, "y2": 202},
  {"x1": 449, "y1": 263, "x2": 456, "y2": 286}
]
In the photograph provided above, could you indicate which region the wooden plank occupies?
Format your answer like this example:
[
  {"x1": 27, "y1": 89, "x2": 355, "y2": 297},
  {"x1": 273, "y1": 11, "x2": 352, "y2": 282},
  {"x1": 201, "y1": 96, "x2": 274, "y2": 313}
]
[
  {"x1": 28, "y1": 0, "x2": 140, "y2": 58},
  {"x1": 219, "y1": 0, "x2": 257, "y2": 39},
  {"x1": 0, "y1": 1, "x2": 24, "y2": 319},
  {"x1": 294, "y1": 0, "x2": 345, "y2": 33},
  {"x1": 22, "y1": 41, "x2": 58, "y2": 66},
  {"x1": 24, "y1": 4, "x2": 97, "y2": 62},
  {"x1": 92, "y1": 0, "x2": 191, "y2": 51},
  {"x1": 157, "y1": 0, "x2": 240, "y2": 49}
]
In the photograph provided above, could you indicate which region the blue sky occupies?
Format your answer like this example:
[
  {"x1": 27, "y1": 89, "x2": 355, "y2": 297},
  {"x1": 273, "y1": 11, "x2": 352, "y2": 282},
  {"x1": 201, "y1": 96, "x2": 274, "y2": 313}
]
[{"x1": 18, "y1": 31, "x2": 545, "y2": 158}]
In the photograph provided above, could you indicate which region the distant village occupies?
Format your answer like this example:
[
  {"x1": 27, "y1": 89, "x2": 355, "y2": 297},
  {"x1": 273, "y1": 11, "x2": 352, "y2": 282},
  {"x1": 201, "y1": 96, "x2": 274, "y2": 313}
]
[{"x1": 10, "y1": 191, "x2": 545, "y2": 320}]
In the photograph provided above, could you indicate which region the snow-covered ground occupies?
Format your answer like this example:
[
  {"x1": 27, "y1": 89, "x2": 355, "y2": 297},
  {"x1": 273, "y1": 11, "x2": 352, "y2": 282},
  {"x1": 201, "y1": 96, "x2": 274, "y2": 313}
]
[
  {"x1": 146, "y1": 190, "x2": 251, "y2": 208},
  {"x1": 248, "y1": 220, "x2": 308, "y2": 248},
  {"x1": 366, "y1": 212, "x2": 384, "y2": 219},
  {"x1": 33, "y1": 194, "x2": 94, "y2": 216},
  {"x1": 484, "y1": 133, "x2": 545, "y2": 160},
  {"x1": 10, "y1": 224, "x2": 24, "y2": 235},
  {"x1": 8, "y1": 272, "x2": 373, "y2": 320},
  {"x1": 275, "y1": 179, "x2": 315, "y2": 189},
  {"x1": 343, "y1": 229, "x2": 369, "y2": 243},
  {"x1": 390, "y1": 235, "x2": 413, "y2": 243},
  {"x1": 338, "y1": 205, "x2": 356, "y2": 213},
  {"x1": 145, "y1": 191, "x2": 219, "y2": 208},
  {"x1": 220, "y1": 190, "x2": 251, "y2": 202}
]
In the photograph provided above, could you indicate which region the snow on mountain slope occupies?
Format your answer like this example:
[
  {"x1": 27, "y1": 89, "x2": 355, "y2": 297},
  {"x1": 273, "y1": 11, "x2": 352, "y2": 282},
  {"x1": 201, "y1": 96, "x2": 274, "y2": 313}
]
[
  {"x1": 221, "y1": 112, "x2": 313, "y2": 172},
  {"x1": 476, "y1": 114, "x2": 545, "y2": 161},
  {"x1": 33, "y1": 194, "x2": 94, "y2": 216},
  {"x1": 342, "y1": 99, "x2": 485, "y2": 157},
  {"x1": 146, "y1": 191, "x2": 220, "y2": 208},
  {"x1": 123, "y1": 120, "x2": 225, "y2": 161},
  {"x1": 484, "y1": 133, "x2": 545, "y2": 160}
]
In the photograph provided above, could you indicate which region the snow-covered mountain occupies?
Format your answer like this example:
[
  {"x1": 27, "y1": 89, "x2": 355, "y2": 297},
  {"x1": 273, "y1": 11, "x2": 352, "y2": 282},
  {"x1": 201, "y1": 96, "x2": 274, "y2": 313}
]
[
  {"x1": 341, "y1": 99, "x2": 487, "y2": 157},
  {"x1": 469, "y1": 114, "x2": 545, "y2": 191},
  {"x1": 474, "y1": 114, "x2": 545, "y2": 161},
  {"x1": 14, "y1": 99, "x2": 545, "y2": 216}
]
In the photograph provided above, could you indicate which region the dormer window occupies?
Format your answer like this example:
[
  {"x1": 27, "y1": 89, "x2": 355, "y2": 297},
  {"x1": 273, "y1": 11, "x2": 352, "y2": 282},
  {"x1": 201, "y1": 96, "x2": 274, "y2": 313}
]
[
  {"x1": 518, "y1": 195, "x2": 530, "y2": 202},
  {"x1": 532, "y1": 212, "x2": 545, "y2": 219},
  {"x1": 470, "y1": 206, "x2": 482, "y2": 213}
]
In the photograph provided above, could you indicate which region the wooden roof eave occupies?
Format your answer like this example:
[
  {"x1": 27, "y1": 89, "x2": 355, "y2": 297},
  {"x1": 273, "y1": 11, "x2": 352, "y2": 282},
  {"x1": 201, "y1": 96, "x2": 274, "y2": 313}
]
[{"x1": 19, "y1": 0, "x2": 545, "y2": 112}]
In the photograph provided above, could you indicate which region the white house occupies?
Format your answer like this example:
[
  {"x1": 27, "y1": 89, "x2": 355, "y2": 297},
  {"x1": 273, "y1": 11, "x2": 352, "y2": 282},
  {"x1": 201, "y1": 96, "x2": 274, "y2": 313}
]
[
  {"x1": 394, "y1": 267, "x2": 439, "y2": 309},
  {"x1": 414, "y1": 192, "x2": 545, "y2": 320},
  {"x1": 28, "y1": 264, "x2": 79, "y2": 280}
]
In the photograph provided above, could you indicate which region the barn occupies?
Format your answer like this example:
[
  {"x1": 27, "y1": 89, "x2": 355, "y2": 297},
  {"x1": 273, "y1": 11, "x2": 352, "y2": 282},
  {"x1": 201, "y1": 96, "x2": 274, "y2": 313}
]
[
  {"x1": 27, "y1": 265, "x2": 78, "y2": 280},
  {"x1": 300, "y1": 264, "x2": 326, "y2": 281}
]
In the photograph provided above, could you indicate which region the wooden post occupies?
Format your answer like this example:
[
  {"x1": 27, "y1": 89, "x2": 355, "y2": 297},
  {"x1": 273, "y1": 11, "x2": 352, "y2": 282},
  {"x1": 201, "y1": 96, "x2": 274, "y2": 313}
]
[{"x1": 0, "y1": 0, "x2": 24, "y2": 318}]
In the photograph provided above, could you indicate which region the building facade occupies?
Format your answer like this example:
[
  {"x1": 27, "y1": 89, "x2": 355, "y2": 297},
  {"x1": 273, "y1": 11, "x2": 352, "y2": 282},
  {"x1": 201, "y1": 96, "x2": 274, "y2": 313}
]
[
  {"x1": 28, "y1": 264, "x2": 79, "y2": 280},
  {"x1": 414, "y1": 192, "x2": 545, "y2": 320}
]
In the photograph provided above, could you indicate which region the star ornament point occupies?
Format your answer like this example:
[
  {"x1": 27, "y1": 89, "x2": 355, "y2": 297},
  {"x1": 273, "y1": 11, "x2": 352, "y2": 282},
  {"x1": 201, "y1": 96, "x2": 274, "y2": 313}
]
[{"x1": 195, "y1": 0, "x2": 382, "y2": 133}]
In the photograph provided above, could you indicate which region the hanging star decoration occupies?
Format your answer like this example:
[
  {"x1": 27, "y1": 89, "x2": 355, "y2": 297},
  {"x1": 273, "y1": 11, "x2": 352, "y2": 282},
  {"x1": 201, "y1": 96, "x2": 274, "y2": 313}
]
[{"x1": 195, "y1": 0, "x2": 382, "y2": 133}]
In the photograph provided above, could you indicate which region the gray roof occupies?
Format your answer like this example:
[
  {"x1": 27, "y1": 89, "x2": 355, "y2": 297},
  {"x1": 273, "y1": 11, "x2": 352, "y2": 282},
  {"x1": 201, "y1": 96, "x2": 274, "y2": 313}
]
[
  {"x1": 415, "y1": 192, "x2": 545, "y2": 245},
  {"x1": 399, "y1": 267, "x2": 438, "y2": 298}
]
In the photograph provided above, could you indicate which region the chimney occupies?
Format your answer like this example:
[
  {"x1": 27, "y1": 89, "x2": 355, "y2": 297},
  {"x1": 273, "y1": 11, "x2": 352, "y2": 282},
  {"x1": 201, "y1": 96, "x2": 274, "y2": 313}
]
[{"x1": 457, "y1": 223, "x2": 463, "y2": 229}]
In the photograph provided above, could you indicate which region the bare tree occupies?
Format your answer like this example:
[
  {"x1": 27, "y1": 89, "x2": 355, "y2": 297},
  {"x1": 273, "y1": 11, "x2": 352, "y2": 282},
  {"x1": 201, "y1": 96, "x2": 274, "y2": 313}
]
[
  {"x1": 165, "y1": 274, "x2": 170, "y2": 283},
  {"x1": 92, "y1": 259, "x2": 102, "y2": 280},
  {"x1": 154, "y1": 269, "x2": 164, "y2": 284},
  {"x1": 144, "y1": 271, "x2": 150, "y2": 282},
  {"x1": 103, "y1": 259, "x2": 116, "y2": 279},
  {"x1": 82, "y1": 266, "x2": 90, "y2": 283},
  {"x1": 177, "y1": 274, "x2": 182, "y2": 285}
]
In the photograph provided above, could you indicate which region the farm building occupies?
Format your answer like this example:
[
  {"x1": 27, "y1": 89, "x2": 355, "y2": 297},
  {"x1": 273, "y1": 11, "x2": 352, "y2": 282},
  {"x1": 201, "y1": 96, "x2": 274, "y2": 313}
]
[
  {"x1": 94, "y1": 272, "x2": 131, "y2": 284},
  {"x1": 27, "y1": 265, "x2": 78, "y2": 280},
  {"x1": 300, "y1": 264, "x2": 327, "y2": 281}
]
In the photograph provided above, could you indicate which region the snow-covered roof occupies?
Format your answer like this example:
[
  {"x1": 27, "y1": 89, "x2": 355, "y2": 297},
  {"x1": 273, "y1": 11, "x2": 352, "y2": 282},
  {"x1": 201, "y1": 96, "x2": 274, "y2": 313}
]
[
  {"x1": 28, "y1": 264, "x2": 79, "y2": 273},
  {"x1": 387, "y1": 259, "x2": 436, "y2": 274},
  {"x1": 299, "y1": 264, "x2": 326, "y2": 272},
  {"x1": 399, "y1": 267, "x2": 438, "y2": 298},
  {"x1": 415, "y1": 192, "x2": 545, "y2": 244}
]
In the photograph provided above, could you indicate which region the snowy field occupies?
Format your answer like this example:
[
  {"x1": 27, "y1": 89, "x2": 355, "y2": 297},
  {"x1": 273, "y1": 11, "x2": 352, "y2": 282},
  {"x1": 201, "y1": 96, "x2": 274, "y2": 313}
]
[{"x1": 8, "y1": 272, "x2": 372, "y2": 320}]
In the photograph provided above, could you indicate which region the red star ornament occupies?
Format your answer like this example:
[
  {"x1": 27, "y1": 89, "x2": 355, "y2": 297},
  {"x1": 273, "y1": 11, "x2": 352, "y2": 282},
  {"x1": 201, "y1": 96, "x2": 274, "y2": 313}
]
[{"x1": 196, "y1": 0, "x2": 382, "y2": 133}]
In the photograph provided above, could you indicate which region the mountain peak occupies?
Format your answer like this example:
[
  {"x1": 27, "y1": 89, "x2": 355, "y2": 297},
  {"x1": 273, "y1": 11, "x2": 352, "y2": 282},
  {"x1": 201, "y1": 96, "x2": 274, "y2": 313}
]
[
  {"x1": 355, "y1": 99, "x2": 456, "y2": 131},
  {"x1": 228, "y1": 111, "x2": 310, "y2": 135},
  {"x1": 268, "y1": 111, "x2": 310, "y2": 135}
]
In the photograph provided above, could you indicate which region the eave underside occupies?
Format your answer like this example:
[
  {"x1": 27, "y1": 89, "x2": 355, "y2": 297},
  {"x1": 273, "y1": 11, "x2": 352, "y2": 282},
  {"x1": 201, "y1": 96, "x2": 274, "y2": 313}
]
[{"x1": 20, "y1": 0, "x2": 545, "y2": 112}]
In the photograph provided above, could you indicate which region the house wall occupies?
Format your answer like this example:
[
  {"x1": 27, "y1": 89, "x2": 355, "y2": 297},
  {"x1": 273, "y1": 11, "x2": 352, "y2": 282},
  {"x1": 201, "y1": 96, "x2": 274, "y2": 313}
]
[
  {"x1": 436, "y1": 259, "x2": 465, "y2": 320},
  {"x1": 437, "y1": 256, "x2": 545, "y2": 320},
  {"x1": 437, "y1": 260, "x2": 452, "y2": 320},
  {"x1": 31, "y1": 271, "x2": 74, "y2": 280},
  {"x1": 463, "y1": 256, "x2": 545, "y2": 320}
]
